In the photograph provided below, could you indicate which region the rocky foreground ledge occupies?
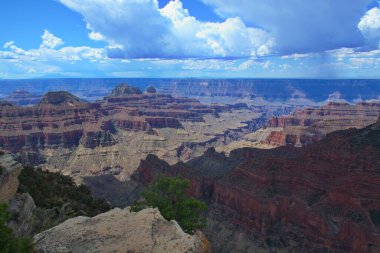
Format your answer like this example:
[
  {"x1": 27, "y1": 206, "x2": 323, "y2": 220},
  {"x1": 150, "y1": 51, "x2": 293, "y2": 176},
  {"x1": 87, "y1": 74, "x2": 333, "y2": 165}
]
[{"x1": 33, "y1": 207, "x2": 211, "y2": 253}]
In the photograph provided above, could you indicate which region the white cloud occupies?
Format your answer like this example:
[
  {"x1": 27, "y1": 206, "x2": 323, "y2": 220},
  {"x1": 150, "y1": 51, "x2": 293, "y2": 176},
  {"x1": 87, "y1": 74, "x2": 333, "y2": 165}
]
[
  {"x1": 282, "y1": 53, "x2": 314, "y2": 60},
  {"x1": 58, "y1": 0, "x2": 273, "y2": 59},
  {"x1": 201, "y1": 0, "x2": 370, "y2": 54},
  {"x1": 40, "y1": 30, "x2": 65, "y2": 49},
  {"x1": 0, "y1": 32, "x2": 106, "y2": 63},
  {"x1": 358, "y1": 6, "x2": 380, "y2": 48}
]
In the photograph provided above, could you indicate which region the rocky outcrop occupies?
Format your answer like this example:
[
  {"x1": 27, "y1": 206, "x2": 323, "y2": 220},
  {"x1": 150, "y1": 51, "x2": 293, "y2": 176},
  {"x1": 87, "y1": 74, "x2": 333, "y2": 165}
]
[
  {"x1": 108, "y1": 83, "x2": 143, "y2": 97},
  {"x1": 34, "y1": 207, "x2": 210, "y2": 253},
  {"x1": 146, "y1": 86, "x2": 157, "y2": 94},
  {"x1": 264, "y1": 101, "x2": 380, "y2": 147},
  {"x1": 7, "y1": 193, "x2": 35, "y2": 237},
  {"x1": 0, "y1": 152, "x2": 36, "y2": 237},
  {"x1": 133, "y1": 120, "x2": 380, "y2": 253},
  {"x1": 0, "y1": 151, "x2": 23, "y2": 202},
  {"x1": 39, "y1": 91, "x2": 83, "y2": 106}
]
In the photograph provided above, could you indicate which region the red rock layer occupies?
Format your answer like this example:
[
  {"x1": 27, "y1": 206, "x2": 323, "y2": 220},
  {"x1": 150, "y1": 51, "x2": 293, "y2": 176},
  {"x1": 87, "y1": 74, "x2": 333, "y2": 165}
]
[
  {"x1": 265, "y1": 101, "x2": 380, "y2": 147},
  {"x1": 0, "y1": 89, "x2": 232, "y2": 153},
  {"x1": 133, "y1": 121, "x2": 380, "y2": 252}
]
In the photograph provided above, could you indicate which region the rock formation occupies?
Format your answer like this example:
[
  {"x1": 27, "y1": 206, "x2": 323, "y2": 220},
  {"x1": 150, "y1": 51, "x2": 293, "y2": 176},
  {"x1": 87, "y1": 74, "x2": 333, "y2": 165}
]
[
  {"x1": 146, "y1": 86, "x2": 157, "y2": 93},
  {"x1": 263, "y1": 101, "x2": 380, "y2": 147},
  {"x1": 34, "y1": 207, "x2": 211, "y2": 253},
  {"x1": 0, "y1": 151, "x2": 36, "y2": 237},
  {"x1": 39, "y1": 91, "x2": 83, "y2": 106},
  {"x1": 132, "y1": 120, "x2": 380, "y2": 252},
  {"x1": 0, "y1": 151, "x2": 23, "y2": 202},
  {"x1": 0, "y1": 84, "x2": 261, "y2": 180},
  {"x1": 108, "y1": 83, "x2": 143, "y2": 97},
  {"x1": 7, "y1": 193, "x2": 35, "y2": 237}
]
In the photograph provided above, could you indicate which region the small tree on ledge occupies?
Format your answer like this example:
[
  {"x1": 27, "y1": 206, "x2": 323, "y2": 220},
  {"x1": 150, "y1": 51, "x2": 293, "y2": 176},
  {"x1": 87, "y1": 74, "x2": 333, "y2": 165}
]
[{"x1": 132, "y1": 175, "x2": 207, "y2": 234}]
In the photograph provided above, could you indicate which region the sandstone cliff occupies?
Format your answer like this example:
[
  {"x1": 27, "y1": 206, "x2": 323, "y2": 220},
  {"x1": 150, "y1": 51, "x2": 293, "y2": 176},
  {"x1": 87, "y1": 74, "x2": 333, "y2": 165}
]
[{"x1": 34, "y1": 207, "x2": 211, "y2": 253}]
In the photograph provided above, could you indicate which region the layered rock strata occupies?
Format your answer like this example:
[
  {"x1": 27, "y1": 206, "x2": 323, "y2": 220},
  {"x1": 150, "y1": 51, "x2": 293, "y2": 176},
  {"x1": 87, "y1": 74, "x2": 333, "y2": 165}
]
[
  {"x1": 0, "y1": 84, "x2": 261, "y2": 180},
  {"x1": 133, "y1": 120, "x2": 380, "y2": 253},
  {"x1": 263, "y1": 101, "x2": 380, "y2": 147}
]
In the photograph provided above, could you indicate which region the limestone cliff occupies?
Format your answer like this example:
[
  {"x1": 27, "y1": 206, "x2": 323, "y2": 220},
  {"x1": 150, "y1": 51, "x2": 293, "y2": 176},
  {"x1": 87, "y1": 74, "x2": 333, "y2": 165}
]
[{"x1": 34, "y1": 207, "x2": 211, "y2": 253}]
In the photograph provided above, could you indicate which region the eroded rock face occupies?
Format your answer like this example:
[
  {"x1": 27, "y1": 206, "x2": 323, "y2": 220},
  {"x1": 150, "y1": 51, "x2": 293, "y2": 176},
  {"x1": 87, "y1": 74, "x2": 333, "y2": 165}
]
[
  {"x1": 34, "y1": 208, "x2": 211, "y2": 253},
  {"x1": 0, "y1": 151, "x2": 23, "y2": 203},
  {"x1": 133, "y1": 121, "x2": 380, "y2": 253},
  {"x1": 108, "y1": 83, "x2": 143, "y2": 97},
  {"x1": 39, "y1": 91, "x2": 83, "y2": 106},
  {"x1": 0, "y1": 86, "x2": 260, "y2": 180},
  {"x1": 7, "y1": 193, "x2": 35, "y2": 237},
  {"x1": 264, "y1": 101, "x2": 380, "y2": 147}
]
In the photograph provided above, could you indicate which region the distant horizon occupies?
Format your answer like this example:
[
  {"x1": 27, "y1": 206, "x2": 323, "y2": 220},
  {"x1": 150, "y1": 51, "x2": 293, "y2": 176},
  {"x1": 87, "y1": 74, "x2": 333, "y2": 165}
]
[{"x1": 2, "y1": 77, "x2": 380, "y2": 81}]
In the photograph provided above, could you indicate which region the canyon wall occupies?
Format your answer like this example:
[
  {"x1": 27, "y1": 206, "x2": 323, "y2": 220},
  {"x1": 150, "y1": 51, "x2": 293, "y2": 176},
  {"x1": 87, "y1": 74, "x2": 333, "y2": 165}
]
[
  {"x1": 0, "y1": 85, "x2": 261, "y2": 181},
  {"x1": 262, "y1": 101, "x2": 380, "y2": 147},
  {"x1": 132, "y1": 120, "x2": 380, "y2": 252}
]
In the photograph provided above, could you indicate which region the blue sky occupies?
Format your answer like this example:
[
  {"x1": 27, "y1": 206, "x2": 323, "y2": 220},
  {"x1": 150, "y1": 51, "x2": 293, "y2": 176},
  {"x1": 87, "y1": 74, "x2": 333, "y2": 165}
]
[{"x1": 0, "y1": 0, "x2": 380, "y2": 78}]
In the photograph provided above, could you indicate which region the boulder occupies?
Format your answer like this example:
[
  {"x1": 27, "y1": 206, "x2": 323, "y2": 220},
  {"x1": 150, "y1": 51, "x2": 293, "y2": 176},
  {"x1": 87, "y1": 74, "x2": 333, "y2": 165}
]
[{"x1": 34, "y1": 208, "x2": 210, "y2": 253}]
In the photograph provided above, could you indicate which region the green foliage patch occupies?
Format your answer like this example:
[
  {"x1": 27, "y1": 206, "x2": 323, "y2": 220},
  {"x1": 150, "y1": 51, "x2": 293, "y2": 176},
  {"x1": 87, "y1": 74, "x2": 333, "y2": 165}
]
[
  {"x1": 0, "y1": 203, "x2": 33, "y2": 253},
  {"x1": 18, "y1": 167, "x2": 111, "y2": 232},
  {"x1": 132, "y1": 175, "x2": 207, "y2": 234}
]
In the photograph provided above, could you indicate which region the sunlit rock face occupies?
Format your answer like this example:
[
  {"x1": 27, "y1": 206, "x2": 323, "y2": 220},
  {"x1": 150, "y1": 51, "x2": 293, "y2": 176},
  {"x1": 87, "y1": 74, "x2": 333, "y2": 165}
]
[
  {"x1": 263, "y1": 101, "x2": 380, "y2": 147},
  {"x1": 33, "y1": 208, "x2": 211, "y2": 253},
  {"x1": 0, "y1": 85, "x2": 261, "y2": 181}
]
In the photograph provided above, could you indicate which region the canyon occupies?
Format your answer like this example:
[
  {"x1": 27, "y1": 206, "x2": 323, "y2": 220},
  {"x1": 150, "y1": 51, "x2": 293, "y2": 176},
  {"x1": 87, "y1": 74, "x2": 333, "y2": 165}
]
[
  {"x1": 2, "y1": 79, "x2": 380, "y2": 103},
  {"x1": 0, "y1": 151, "x2": 210, "y2": 253},
  {"x1": 131, "y1": 118, "x2": 380, "y2": 252},
  {"x1": 0, "y1": 84, "x2": 262, "y2": 181},
  {"x1": 1, "y1": 81, "x2": 380, "y2": 252},
  {"x1": 217, "y1": 101, "x2": 380, "y2": 153}
]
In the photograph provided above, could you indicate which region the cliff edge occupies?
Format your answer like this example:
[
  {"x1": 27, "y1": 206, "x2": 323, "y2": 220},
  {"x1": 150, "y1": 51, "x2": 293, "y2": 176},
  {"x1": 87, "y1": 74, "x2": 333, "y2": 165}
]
[{"x1": 34, "y1": 207, "x2": 211, "y2": 253}]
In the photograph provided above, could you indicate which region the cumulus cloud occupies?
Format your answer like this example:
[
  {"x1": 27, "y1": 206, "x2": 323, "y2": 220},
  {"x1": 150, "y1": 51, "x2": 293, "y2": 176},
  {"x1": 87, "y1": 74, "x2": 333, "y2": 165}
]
[
  {"x1": 358, "y1": 6, "x2": 380, "y2": 49},
  {"x1": 40, "y1": 30, "x2": 65, "y2": 49},
  {"x1": 201, "y1": 0, "x2": 370, "y2": 54},
  {"x1": 1, "y1": 31, "x2": 105, "y2": 63},
  {"x1": 58, "y1": 0, "x2": 273, "y2": 59}
]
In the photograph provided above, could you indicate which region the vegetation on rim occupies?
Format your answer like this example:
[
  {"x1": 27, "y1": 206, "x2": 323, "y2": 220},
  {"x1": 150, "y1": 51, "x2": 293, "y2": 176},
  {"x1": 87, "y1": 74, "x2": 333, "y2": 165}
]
[{"x1": 132, "y1": 175, "x2": 207, "y2": 234}]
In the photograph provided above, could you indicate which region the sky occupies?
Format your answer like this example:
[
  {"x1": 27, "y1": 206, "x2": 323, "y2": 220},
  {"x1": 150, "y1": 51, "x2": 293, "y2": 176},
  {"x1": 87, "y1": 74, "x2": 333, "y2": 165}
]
[{"x1": 0, "y1": 0, "x2": 380, "y2": 79}]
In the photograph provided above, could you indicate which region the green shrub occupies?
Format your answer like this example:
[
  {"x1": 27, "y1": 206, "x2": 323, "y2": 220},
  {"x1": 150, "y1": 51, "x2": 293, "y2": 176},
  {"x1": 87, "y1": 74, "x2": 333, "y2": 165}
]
[
  {"x1": 132, "y1": 175, "x2": 207, "y2": 234},
  {"x1": 18, "y1": 167, "x2": 111, "y2": 232},
  {"x1": 0, "y1": 203, "x2": 34, "y2": 253}
]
